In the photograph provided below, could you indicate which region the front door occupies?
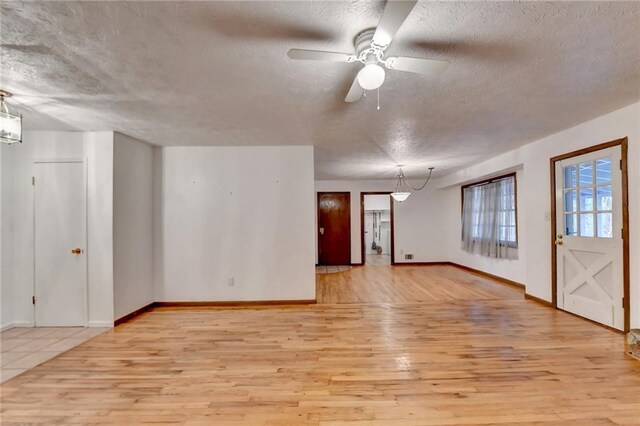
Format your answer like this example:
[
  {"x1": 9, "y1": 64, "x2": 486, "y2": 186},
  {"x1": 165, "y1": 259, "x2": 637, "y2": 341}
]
[
  {"x1": 34, "y1": 160, "x2": 88, "y2": 326},
  {"x1": 554, "y1": 146, "x2": 624, "y2": 330},
  {"x1": 317, "y1": 192, "x2": 351, "y2": 265}
]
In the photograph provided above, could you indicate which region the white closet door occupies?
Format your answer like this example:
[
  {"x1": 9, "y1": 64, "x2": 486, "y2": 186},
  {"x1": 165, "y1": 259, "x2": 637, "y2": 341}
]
[{"x1": 35, "y1": 160, "x2": 88, "y2": 326}]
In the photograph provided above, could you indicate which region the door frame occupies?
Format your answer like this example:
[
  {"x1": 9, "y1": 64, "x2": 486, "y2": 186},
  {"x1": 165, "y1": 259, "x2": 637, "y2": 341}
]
[
  {"x1": 317, "y1": 191, "x2": 351, "y2": 265},
  {"x1": 33, "y1": 158, "x2": 89, "y2": 327},
  {"x1": 549, "y1": 137, "x2": 629, "y2": 332},
  {"x1": 360, "y1": 192, "x2": 395, "y2": 265}
]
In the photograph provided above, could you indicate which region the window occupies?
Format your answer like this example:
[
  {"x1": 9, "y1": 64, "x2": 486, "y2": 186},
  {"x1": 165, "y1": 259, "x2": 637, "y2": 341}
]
[
  {"x1": 461, "y1": 174, "x2": 517, "y2": 259},
  {"x1": 562, "y1": 157, "x2": 613, "y2": 238}
]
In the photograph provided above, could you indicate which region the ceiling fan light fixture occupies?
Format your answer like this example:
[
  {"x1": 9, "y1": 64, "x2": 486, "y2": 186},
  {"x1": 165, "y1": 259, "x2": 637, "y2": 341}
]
[
  {"x1": 357, "y1": 63, "x2": 385, "y2": 90},
  {"x1": 390, "y1": 192, "x2": 411, "y2": 202},
  {"x1": 0, "y1": 91, "x2": 22, "y2": 145}
]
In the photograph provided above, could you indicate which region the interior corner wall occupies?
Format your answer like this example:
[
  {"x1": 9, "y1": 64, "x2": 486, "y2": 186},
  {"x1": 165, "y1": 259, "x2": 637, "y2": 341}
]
[
  {"x1": 0, "y1": 145, "x2": 12, "y2": 330},
  {"x1": 158, "y1": 146, "x2": 315, "y2": 302},
  {"x1": 437, "y1": 102, "x2": 640, "y2": 328},
  {"x1": 113, "y1": 133, "x2": 155, "y2": 320},
  {"x1": 314, "y1": 181, "x2": 449, "y2": 264},
  {"x1": 1, "y1": 131, "x2": 114, "y2": 327},
  {"x1": 152, "y1": 147, "x2": 164, "y2": 303}
]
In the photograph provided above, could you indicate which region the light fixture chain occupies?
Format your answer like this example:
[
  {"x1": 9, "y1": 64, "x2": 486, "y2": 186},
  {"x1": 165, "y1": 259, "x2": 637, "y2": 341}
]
[{"x1": 402, "y1": 167, "x2": 434, "y2": 191}]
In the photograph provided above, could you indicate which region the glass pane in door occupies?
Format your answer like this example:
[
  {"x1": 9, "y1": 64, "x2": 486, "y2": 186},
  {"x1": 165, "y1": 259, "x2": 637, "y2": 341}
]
[
  {"x1": 596, "y1": 185, "x2": 612, "y2": 210},
  {"x1": 579, "y1": 213, "x2": 594, "y2": 237},
  {"x1": 564, "y1": 190, "x2": 577, "y2": 212},
  {"x1": 595, "y1": 158, "x2": 612, "y2": 183},
  {"x1": 578, "y1": 162, "x2": 593, "y2": 186},
  {"x1": 563, "y1": 165, "x2": 577, "y2": 188},
  {"x1": 579, "y1": 188, "x2": 594, "y2": 211},
  {"x1": 597, "y1": 213, "x2": 613, "y2": 238},
  {"x1": 564, "y1": 214, "x2": 578, "y2": 236}
]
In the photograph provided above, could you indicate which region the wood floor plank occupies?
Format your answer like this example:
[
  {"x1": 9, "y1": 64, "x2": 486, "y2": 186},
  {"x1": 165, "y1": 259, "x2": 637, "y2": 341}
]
[{"x1": 1, "y1": 265, "x2": 638, "y2": 424}]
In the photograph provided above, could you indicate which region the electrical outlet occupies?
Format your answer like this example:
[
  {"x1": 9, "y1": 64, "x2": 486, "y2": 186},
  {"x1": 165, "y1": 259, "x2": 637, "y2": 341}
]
[
  {"x1": 405, "y1": 254, "x2": 413, "y2": 260},
  {"x1": 228, "y1": 277, "x2": 235, "y2": 287}
]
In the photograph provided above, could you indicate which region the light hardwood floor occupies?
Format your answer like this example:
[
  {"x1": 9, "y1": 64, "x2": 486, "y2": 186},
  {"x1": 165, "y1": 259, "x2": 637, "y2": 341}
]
[
  {"x1": 1, "y1": 265, "x2": 639, "y2": 425},
  {"x1": 316, "y1": 263, "x2": 520, "y2": 304},
  {"x1": 365, "y1": 253, "x2": 390, "y2": 266}
]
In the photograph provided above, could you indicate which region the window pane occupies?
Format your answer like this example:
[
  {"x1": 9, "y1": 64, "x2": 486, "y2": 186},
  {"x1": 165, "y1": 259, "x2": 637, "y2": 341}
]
[
  {"x1": 596, "y1": 185, "x2": 612, "y2": 210},
  {"x1": 499, "y1": 227, "x2": 507, "y2": 242},
  {"x1": 578, "y1": 162, "x2": 593, "y2": 186},
  {"x1": 595, "y1": 158, "x2": 611, "y2": 183},
  {"x1": 579, "y1": 188, "x2": 594, "y2": 211},
  {"x1": 563, "y1": 165, "x2": 576, "y2": 188},
  {"x1": 564, "y1": 214, "x2": 578, "y2": 236},
  {"x1": 597, "y1": 213, "x2": 613, "y2": 238},
  {"x1": 564, "y1": 190, "x2": 576, "y2": 212},
  {"x1": 579, "y1": 213, "x2": 594, "y2": 237}
]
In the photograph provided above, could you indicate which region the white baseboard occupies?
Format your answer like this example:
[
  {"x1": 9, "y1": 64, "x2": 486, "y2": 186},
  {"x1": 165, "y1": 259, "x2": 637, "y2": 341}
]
[
  {"x1": 87, "y1": 320, "x2": 113, "y2": 328},
  {"x1": 3, "y1": 321, "x2": 113, "y2": 330},
  {"x1": 1, "y1": 321, "x2": 33, "y2": 331}
]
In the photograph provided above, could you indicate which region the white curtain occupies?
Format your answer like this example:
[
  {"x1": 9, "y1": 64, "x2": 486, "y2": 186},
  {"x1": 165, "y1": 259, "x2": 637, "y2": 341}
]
[{"x1": 461, "y1": 176, "x2": 518, "y2": 259}]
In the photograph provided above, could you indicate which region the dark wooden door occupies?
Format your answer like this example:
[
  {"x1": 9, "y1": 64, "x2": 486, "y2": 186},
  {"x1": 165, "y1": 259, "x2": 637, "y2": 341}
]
[{"x1": 318, "y1": 192, "x2": 351, "y2": 265}]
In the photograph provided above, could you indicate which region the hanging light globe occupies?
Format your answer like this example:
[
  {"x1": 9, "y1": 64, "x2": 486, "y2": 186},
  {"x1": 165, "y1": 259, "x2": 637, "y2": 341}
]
[{"x1": 357, "y1": 63, "x2": 385, "y2": 90}]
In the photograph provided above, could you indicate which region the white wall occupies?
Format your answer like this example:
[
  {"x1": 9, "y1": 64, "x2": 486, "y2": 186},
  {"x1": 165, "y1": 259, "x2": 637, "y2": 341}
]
[
  {"x1": 159, "y1": 146, "x2": 315, "y2": 302},
  {"x1": 0, "y1": 131, "x2": 114, "y2": 327},
  {"x1": 437, "y1": 102, "x2": 640, "y2": 328},
  {"x1": 364, "y1": 194, "x2": 390, "y2": 211},
  {"x1": 113, "y1": 133, "x2": 155, "y2": 320},
  {"x1": 314, "y1": 181, "x2": 449, "y2": 264}
]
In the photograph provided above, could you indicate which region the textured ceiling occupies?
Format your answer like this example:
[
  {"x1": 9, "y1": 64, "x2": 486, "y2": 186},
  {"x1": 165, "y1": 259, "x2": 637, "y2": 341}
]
[{"x1": 1, "y1": 1, "x2": 639, "y2": 180}]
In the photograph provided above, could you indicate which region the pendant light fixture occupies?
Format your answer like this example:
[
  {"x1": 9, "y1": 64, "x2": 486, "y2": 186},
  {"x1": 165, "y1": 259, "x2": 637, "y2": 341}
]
[
  {"x1": 390, "y1": 166, "x2": 434, "y2": 202},
  {"x1": 0, "y1": 90, "x2": 22, "y2": 145}
]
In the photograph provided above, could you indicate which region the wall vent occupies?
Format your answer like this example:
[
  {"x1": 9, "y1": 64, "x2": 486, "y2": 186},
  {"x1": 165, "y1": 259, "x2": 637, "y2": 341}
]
[{"x1": 404, "y1": 254, "x2": 413, "y2": 260}]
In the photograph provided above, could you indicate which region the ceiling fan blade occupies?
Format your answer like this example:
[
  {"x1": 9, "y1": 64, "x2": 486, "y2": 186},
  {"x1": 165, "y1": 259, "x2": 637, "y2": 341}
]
[
  {"x1": 287, "y1": 49, "x2": 352, "y2": 62},
  {"x1": 344, "y1": 76, "x2": 364, "y2": 103},
  {"x1": 385, "y1": 56, "x2": 449, "y2": 75},
  {"x1": 372, "y1": 0, "x2": 418, "y2": 48}
]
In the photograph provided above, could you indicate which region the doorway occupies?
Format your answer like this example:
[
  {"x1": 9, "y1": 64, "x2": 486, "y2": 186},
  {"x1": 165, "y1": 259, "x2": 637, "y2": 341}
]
[
  {"x1": 34, "y1": 160, "x2": 88, "y2": 326},
  {"x1": 550, "y1": 138, "x2": 629, "y2": 332},
  {"x1": 360, "y1": 192, "x2": 394, "y2": 265},
  {"x1": 317, "y1": 192, "x2": 351, "y2": 265}
]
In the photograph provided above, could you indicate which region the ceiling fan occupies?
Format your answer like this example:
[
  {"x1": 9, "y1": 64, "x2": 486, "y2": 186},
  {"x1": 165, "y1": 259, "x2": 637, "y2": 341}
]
[{"x1": 287, "y1": 1, "x2": 448, "y2": 103}]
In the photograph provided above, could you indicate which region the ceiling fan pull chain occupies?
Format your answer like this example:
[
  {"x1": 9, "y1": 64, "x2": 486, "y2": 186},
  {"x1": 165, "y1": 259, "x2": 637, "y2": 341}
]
[{"x1": 377, "y1": 87, "x2": 380, "y2": 110}]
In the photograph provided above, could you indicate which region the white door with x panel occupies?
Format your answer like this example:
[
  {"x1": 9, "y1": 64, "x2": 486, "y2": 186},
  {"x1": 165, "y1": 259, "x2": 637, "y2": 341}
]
[{"x1": 555, "y1": 146, "x2": 623, "y2": 330}]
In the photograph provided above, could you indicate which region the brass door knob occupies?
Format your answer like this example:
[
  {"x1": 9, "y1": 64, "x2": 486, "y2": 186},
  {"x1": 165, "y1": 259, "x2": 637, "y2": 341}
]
[
  {"x1": 554, "y1": 240, "x2": 563, "y2": 246},
  {"x1": 71, "y1": 248, "x2": 82, "y2": 254}
]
